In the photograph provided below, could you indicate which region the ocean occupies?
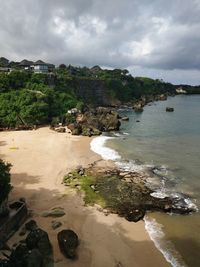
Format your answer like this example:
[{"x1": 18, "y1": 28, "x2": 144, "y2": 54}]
[{"x1": 90, "y1": 95, "x2": 200, "y2": 267}]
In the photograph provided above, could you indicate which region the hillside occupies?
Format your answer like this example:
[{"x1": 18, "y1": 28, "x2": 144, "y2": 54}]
[{"x1": 0, "y1": 64, "x2": 199, "y2": 128}]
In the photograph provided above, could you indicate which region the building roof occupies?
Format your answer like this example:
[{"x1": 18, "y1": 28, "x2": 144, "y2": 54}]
[
  {"x1": 19, "y1": 59, "x2": 34, "y2": 66},
  {"x1": 18, "y1": 59, "x2": 55, "y2": 68},
  {"x1": 0, "y1": 57, "x2": 9, "y2": 62},
  {"x1": 34, "y1": 60, "x2": 47, "y2": 65}
]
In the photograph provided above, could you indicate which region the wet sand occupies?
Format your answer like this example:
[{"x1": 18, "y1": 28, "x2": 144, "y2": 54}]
[{"x1": 0, "y1": 127, "x2": 170, "y2": 267}]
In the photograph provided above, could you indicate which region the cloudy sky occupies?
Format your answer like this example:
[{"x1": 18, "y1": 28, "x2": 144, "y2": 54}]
[{"x1": 0, "y1": 0, "x2": 200, "y2": 85}]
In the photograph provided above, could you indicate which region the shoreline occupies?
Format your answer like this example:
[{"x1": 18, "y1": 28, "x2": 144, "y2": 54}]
[
  {"x1": 90, "y1": 133, "x2": 191, "y2": 267},
  {"x1": 0, "y1": 127, "x2": 170, "y2": 267}
]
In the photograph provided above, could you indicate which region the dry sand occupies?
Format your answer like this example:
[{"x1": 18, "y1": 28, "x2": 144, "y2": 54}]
[{"x1": 0, "y1": 127, "x2": 170, "y2": 267}]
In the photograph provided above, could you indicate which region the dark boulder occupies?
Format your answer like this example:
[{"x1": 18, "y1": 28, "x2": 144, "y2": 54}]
[
  {"x1": 26, "y1": 249, "x2": 43, "y2": 267},
  {"x1": 57, "y1": 229, "x2": 79, "y2": 259},
  {"x1": 166, "y1": 107, "x2": 174, "y2": 112},
  {"x1": 68, "y1": 123, "x2": 82, "y2": 135},
  {"x1": 0, "y1": 259, "x2": 10, "y2": 267},
  {"x1": 9, "y1": 244, "x2": 29, "y2": 267},
  {"x1": 8, "y1": 244, "x2": 43, "y2": 267},
  {"x1": 117, "y1": 203, "x2": 146, "y2": 222},
  {"x1": 26, "y1": 228, "x2": 52, "y2": 256},
  {"x1": 25, "y1": 220, "x2": 38, "y2": 231}
]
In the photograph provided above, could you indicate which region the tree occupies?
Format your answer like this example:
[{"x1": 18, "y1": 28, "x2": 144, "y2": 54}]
[
  {"x1": 0, "y1": 159, "x2": 12, "y2": 216},
  {"x1": 59, "y1": 64, "x2": 67, "y2": 69}
]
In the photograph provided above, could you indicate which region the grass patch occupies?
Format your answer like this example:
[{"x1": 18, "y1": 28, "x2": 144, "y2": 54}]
[{"x1": 63, "y1": 171, "x2": 106, "y2": 208}]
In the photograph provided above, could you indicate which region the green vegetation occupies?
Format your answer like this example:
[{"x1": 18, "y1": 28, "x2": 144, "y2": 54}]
[
  {"x1": 0, "y1": 71, "x2": 81, "y2": 127},
  {"x1": 0, "y1": 64, "x2": 199, "y2": 128},
  {"x1": 181, "y1": 85, "x2": 200, "y2": 94},
  {"x1": 63, "y1": 171, "x2": 106, "y2": 207},
  {"x1": 0, "y1": 159, "x2": 12, "y2": 204}
]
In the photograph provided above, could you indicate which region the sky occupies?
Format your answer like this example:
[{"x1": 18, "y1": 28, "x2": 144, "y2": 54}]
[{"x1": 0, "y1": 0, "x2": 200, "y2": 85}]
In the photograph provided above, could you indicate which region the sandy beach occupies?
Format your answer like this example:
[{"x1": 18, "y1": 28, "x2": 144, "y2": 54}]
[{"x1": 0, "y1": 127, "x2": 170, "y2": 267}]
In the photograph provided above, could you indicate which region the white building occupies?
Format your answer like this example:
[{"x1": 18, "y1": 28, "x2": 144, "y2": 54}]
[{"x1": 34, "y1": 60, "x2": 49, "y2": 73}]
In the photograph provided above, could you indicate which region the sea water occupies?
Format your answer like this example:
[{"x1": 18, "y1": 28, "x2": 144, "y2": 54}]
[{"x1": 90, "y1": 95, "x2": 200, "y2": 267}]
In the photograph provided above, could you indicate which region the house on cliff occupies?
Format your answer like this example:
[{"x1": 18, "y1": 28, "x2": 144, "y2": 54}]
[
  {"x1": 19, "y1": 59, "x2": 55, "y2": 73},
  {"x1": 19, "y1": 59, "x2": 34, "y2": 70}
]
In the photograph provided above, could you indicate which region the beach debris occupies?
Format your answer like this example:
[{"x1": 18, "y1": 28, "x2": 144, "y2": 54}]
[
  {"x1": 41, "y1": 208, "x2": 66, "y2": 218},
  {"x1": 51, "y1": 221, "x2": 62, "y2": 230},
  {"x1": 57, "y1": 229, "x2": 79, "y2": 259}
]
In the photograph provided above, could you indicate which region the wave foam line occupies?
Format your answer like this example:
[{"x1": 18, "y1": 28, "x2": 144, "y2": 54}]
[
  {"x1": 90, "y1": 136, "x2": 121, "y2": 161},
  {"x1": 144, "y1": 216, "x2": 186, "y2": 267}
]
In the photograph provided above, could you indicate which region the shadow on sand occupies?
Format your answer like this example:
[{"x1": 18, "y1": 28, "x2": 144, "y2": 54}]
[{"x1": 4, "y1": 172, "x2": 175, "y2": 267}]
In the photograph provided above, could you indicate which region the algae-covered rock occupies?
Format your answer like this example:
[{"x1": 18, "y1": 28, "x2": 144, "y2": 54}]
[{"x1": 42, "y1": 208, "x2": 65, "y2": 218}]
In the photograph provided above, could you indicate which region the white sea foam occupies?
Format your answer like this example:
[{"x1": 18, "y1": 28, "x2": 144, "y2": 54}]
[
  {"x1": 170, "y1": 193, "x2": 198, "y2": 212},
  {"x1": 144, "y1": 216, "x2": 186, "y2": 267},
  {"x1": 116, "y1": 160, "x2": 145, "y2": 172},
  {"x1": 90, "y1": 136, "x2": 121, "y2": 160},
  {"x1": 113, "y1": 132, "x2": 129, "y2": 137},
  {"x1": 122, "y1": 132, "x2": 129, "y2": 135},
  {"x1": 116, "y1": 159, "x2": 154, "y2": 172}
]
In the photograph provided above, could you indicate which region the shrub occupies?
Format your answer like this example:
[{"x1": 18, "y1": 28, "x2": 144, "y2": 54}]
[{"x1": 0, "y1": 159, "x2": 12, "y2": 205}]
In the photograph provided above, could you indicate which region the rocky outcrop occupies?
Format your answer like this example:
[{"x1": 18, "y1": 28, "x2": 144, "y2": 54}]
[
  {"x1": 57, "y1": 230, "x2": 79, "y2": 259},
  {"x1": 64, "y1": 163, "x2": 197, "y2": 222},
  {"x1": 66, "y1": 107, "x2": 121, "y2": 136}
]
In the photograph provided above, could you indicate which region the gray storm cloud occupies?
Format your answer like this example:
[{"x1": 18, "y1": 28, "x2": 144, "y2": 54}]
[{"x1": 0, "y1": 0, "x2": 200, "y2": 84}]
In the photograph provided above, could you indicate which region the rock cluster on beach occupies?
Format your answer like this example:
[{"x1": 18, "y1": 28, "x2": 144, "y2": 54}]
[
  {"x1": 0, "y1": 220, "x2": 53, "y2": 267},
  {"x1": 0, "y1": 219, "x2": 79, "y2": 266},
  {"x1": 66, "y1": 107, "x2": 121, "y2": 136}
]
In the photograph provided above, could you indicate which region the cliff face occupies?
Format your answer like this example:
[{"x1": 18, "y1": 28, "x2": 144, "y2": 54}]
[{"x1": 71, "y1": 78, "x2": 112, "y2": 106}]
